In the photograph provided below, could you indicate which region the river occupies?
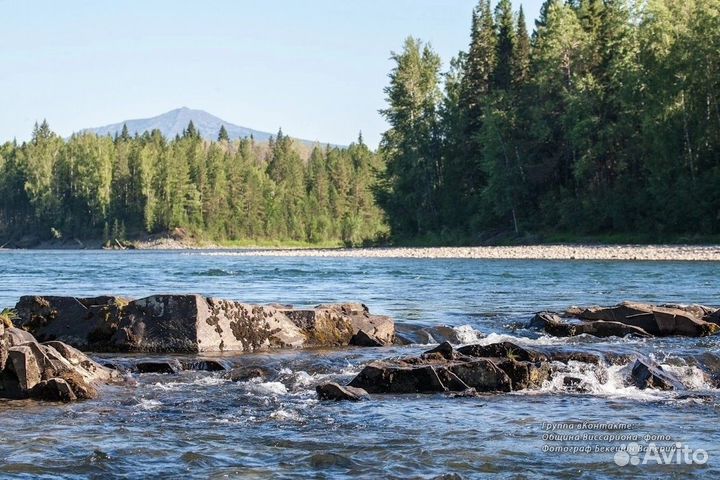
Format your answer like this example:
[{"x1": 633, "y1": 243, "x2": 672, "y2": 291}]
[{"x1": 0, "y1": 250, "x2": 718, "y2": 478}]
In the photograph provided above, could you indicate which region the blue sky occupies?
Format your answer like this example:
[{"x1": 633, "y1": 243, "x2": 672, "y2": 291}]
[{"x1": 1, "y1": 0, "x2": 542, "y2": 147}]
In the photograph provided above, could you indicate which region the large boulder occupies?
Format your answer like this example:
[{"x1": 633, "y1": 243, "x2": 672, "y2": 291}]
[
  {"x1": 0, "y1": 327, "x2": 119, "y2": 402},
  {"x1": 576, "y1": 302, "x2": 719, "y2": 337},
  {"x1": 533, "y1": 302, "x2": 720, "y2": 338},
  {"x1": 15, "y1": 294, "x2": 395, "y2": 353},
  {"x1": 14, "y1": 295, "x2": 129, "y2": 347},
  {"x1": 347, "y1": 342, "x2": 557, "y2": 394},
  {"x1": 282, "y1": 303, "x2": 395, "y2": 347},
  {"x1": 110, "y1": 295, "x2": 306, "y2": 353},
  {"x1": 349, "y1": 361, "x2": 474, "y2": 393}
]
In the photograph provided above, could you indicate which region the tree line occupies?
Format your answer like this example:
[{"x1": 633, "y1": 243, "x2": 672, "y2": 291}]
[
  {"x1": 377, "y1": 0, "x2": 720, "y2": 241},
  {"x1": 2, "y1": 0, "x2": 718, "y2": 247},
  {"x1": 0, "y1": 122, "x2": 386, "y2": 245}
]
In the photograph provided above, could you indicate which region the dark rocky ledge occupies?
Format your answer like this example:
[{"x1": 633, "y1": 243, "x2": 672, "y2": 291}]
[
  {"x1": 528, "y1": 302, "x2": 720, "y2": 338},
  {"x1": 13, "y1": 295, "x2": 395, "y2": 353}
]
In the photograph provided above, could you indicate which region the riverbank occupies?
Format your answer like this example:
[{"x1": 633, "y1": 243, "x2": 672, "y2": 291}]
[
  {"x1": 3, "y1": 236, "x2": 720, "y2": 261},
  {"x1": 195, "y1": 244, "x2": 720, "y2": 261}
]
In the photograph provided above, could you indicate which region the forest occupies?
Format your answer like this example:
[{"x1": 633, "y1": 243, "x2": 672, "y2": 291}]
[
  {"x1": 0, "y1": 0, "x2": 718, "y2": 246},
  {"x1": 377, "y1": 0, "x2": 720, "y2": 242},
  {"x1": 0, "y1": 123, "x2": 386, "y2": 246}
]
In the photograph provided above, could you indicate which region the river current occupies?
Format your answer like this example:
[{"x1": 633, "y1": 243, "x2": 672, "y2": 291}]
[{"x1": 0, "y1": 250, "x2": 718, "y2": 479}]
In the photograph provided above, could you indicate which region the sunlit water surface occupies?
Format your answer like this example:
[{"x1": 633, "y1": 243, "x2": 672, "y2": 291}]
[{"x1": 0, "y1": 250, "x2": 718, "y2": 479}]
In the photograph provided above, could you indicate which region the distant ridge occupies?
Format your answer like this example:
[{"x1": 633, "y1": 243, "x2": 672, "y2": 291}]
[{"x1": 80, "y1": 107, "x2": 331, "y2": 147}]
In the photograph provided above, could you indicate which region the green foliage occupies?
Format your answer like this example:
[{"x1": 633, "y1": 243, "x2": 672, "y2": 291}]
[
  {"x1": 0, "y1": 308, "x2": 17, "y2": 328},
  {"x1": 0, "y1": 125, "x2": 388, "y2": 245},
  {"x1": 377, "y1": 0, "x2": 720, "y2": 240},
  {"x1": 377, "y1": 37, "x2": 443, "y2": 237}
]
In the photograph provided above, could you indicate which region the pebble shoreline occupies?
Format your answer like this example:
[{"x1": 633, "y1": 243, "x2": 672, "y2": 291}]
[{"x1": 185, "y1": 244, "x2": 720, "y2": 261}]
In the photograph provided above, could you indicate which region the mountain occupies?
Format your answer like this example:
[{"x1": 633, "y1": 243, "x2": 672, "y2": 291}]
[{"x1": 80, "y1": 107, "x2": 327, "y2": 146}]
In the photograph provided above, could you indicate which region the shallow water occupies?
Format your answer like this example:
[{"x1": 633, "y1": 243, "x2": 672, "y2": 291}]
[{"x1": 0, "y1": 250, "x2": 719, "y2": 479}]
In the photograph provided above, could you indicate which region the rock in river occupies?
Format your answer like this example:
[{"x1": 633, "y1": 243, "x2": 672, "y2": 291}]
[
  {"x1": 316, "y1": 382, "x2": 369, "y2": 401},
  {"x1": 0, "y1": 327, "x2": 120, "y2": 402},
  {"x1": 345, "y1": 341, "x2": 691, "y2": 396},
  {"x1": 630, "y1": 358, "x2": 685, "y2": 391},
  {"x1": 14, "y1": 295, "x2": 395, "y2": 353},
  {"x1": 348, "y1": 342, "x2": 557, "y2": 394},
  {"x1": 529, "y1": 302, "x2": 720, "y2": 338}
]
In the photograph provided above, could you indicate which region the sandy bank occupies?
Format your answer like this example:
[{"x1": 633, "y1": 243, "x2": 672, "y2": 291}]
[
  {"x1": 5, "y1": 236, "x2": 720, "y2": 261},
  {"x1": 189, "y1": 244, "x2": 720, "y2": 261}
]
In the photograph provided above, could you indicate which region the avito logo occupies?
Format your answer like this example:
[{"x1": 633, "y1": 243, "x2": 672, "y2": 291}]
[{"x1": 614, "y1": 442, "x2": 708, "y2": 466}]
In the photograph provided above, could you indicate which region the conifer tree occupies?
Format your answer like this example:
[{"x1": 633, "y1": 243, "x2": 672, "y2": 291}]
[
  {"x1": 217, "y1": 125, "x2": 229, "y2": 142},
  {"x1": 493, "y1": 0, "x2": 515, "y2": 91}
]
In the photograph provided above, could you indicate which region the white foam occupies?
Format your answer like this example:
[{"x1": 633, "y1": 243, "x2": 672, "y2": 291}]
[
  {"x1": 244, "y1": 380, "x2": 288, "y2": 396},
  {"x1": 270, "y1": 408, "x2": 304, "y2": 422},
  {"x1": 290, "y1": 370, "x2": 315, "y2": 388},
  {"x1": 472, "y1": 332, "x2": 571, "y2": 347},
  {"x1": 137, "y1": 398, "x2": 162, "y2": 410},
  {"x1": 660, "y1": 364, "x2": 714, "y2": 390},
  {"x1": 535, "y1": 362, "x2": 665, "y2": 401},
  {"x1": 453, "y1": 325, "x2": 485, "y2": 344},
  {"x1": 150, "y1": 375, "x2": 228, "y2": 391},
  {"x1": 529, "y1": 359, "x2": 720, "y2": 401}
]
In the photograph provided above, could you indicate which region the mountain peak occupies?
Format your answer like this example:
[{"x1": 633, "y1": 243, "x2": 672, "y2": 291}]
[{"x1": 80, "y1": 108, "x2": 330, "y2": 146}]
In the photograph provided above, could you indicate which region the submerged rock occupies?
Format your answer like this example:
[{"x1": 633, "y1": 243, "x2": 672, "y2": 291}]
[
  {"x1": 630, "y1": 358, "x2": 684, "y2": 391},
  {"x1": 180, "y1": 359, "x2": 228, "y2": 372},
  {"x1": 316, "y1": 382, "x2": 368, "y2": 401},
  {"x1": 562, "y1": 376, "x2": 585, "y2": 391},
  {"x1": 530, "y1": 302, "x2": 719, "y2": 338},
  {"x1": 228, "y1": 366, "x2": 271, "y2": 382},
  {"x1": 13, "y1": 295, "x2": 395, "y2": 353},
  {"x1": 0, "y1": 327, "x2": 120, "y2": 402},
  {"x1": 135, "y1": 360, "x2": 182, "y2": 374}
]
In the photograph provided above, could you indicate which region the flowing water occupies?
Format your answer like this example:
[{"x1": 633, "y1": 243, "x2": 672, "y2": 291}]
[{"x1": 0, "y1": 250, "x2": 718, "y2": 479}]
